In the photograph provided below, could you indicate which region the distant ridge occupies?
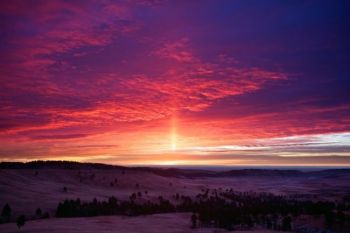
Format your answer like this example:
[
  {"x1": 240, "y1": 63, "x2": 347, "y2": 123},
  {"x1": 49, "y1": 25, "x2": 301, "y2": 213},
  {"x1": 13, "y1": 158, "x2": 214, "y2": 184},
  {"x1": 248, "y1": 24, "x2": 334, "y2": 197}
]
[
  {"x1": 0, "y1": 160, "x2": 125, "y2": 170},
  {"x1": 1, "y1": 161, "x2": 349, "y2": 178},
  {"x1": 219, "y1": 169, "x2": 304, "y2": 177}
]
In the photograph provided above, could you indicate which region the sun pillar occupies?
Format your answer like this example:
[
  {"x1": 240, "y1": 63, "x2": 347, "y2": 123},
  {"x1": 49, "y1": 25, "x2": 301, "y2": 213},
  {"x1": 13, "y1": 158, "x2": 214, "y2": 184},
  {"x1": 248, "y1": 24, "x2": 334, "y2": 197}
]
[{"x1": 171, "y1": 115, "x2": 177, "y2": 152}]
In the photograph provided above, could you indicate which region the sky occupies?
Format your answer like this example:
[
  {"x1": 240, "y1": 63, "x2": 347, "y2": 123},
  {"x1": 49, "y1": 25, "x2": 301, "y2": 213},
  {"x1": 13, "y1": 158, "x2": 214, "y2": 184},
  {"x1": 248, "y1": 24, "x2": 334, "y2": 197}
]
[{"x1": 0, "y1": 0, "x2": 350, "y2": 166}]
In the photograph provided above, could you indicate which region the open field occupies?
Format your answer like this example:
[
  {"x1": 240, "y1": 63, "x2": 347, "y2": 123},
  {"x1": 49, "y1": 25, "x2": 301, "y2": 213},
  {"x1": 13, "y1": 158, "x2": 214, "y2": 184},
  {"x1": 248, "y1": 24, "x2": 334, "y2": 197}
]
[
  {"x1": 1, "y1": 162, "x2": 350, "y2": 232},
  {"x1": 1, "y1": 167, "x2": 350, "y2": 216},
  {"x1": 0, "y1": 213, "x2": 292, "y2": 233}
]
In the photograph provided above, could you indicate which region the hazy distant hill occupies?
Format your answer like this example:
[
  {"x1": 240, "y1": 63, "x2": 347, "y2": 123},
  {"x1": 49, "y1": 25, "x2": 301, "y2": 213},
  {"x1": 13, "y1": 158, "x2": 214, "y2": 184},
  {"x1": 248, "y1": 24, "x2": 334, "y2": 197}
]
[{"x1": 1, "y1": 160, "x2": 349, "y2": 178}]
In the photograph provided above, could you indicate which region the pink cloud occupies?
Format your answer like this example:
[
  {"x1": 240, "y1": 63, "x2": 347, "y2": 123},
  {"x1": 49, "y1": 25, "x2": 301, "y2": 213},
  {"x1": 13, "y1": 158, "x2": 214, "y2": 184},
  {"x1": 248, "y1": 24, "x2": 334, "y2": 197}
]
[
  {"x1": 154, "y1": 38, "x2": 197, "y2": 63},
  {"x1": 0, "y1": 36, "x2": 287, "y2": 140}
]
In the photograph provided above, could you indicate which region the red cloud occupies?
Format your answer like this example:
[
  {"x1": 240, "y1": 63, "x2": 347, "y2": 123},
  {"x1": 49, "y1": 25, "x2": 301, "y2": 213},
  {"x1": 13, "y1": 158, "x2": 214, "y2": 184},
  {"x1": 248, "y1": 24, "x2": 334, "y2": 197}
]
[
  {"x1": 154, "y1": 38, "x2": 197, "y2": 63},
  {"x1": 0, "y1": 0, "x2": 138, "y2": 96},
  {"x1": 0, "y1": 37, "x2": 286, "y2": 140},
  {"x1": 3, "y1": 1, "x2": 347, "y2": 164}
]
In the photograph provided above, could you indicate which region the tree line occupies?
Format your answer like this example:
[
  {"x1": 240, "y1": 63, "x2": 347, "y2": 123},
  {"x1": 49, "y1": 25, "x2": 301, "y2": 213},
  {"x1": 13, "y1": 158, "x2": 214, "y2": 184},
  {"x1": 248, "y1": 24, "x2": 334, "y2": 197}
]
[{"x1": 55, "y1": 188, "x2": 350, "y2": 232}]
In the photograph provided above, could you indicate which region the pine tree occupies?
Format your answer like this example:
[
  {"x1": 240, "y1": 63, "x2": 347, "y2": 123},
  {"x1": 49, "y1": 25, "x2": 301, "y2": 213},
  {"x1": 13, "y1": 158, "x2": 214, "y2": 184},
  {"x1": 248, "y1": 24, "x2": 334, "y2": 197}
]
[
  {"x1": 36, "y1": 208, "x2": 42, "y2": 216},
  {"x1": 1, "y1": 203, "x2": 11, "y2": 221}
]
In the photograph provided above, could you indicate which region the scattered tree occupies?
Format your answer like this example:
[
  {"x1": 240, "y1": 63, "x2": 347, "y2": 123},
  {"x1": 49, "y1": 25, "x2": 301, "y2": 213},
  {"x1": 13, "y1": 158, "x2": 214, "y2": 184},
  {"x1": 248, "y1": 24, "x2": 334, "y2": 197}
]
[
  {"x1": 325, "y1": 211, "x2": 335, "y2": 228},
  {"x1": 191, "y1": 213, "x2": 197, "y2": 228},
  {"x1": 16, "y1": 215, "x2": 26, "y2": 229},
  {"x1": 35, "y1": 208, "x2": 42, "y2": 216},
  {"x1": 282, "y1": 216, "x2": 292, "y2": 231},
  {"x1": 1, "y1": 203, "x2": 11, "y2": 221}
]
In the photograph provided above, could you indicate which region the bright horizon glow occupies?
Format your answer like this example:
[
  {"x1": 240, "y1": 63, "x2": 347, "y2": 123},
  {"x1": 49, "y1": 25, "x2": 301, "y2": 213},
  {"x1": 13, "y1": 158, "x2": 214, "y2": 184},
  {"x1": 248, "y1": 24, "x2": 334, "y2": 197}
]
[{"x1": 1, "y1": 132, "x2": 349, "y2": 166}]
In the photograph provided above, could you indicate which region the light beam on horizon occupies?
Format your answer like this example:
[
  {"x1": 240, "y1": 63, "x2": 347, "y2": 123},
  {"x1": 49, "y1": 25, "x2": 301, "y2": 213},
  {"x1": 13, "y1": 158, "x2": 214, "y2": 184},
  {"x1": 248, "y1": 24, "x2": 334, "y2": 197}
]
[{"x1": 171, "y1": 115, "x2": 177, "y2": 152}]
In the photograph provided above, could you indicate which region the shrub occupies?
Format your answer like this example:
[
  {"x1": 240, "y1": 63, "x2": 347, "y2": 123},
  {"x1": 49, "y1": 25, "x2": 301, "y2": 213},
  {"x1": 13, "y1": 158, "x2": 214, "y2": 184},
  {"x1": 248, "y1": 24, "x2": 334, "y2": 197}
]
[{"x1": 42, "y1": 212, "x2": 50, "y2": 219}]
